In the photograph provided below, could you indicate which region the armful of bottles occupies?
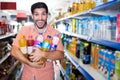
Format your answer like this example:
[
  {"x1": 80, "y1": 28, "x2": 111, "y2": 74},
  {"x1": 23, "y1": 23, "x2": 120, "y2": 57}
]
[{"x1": 18, "y1": 33, "x2": 59, "y2": 66}]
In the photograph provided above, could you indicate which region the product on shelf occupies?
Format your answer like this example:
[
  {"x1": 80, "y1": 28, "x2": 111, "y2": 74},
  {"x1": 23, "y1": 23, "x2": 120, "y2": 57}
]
[
  {"x1": 69, "y1": 37, "x2": 77, "y2": 55},
  {"x1": 116, "y1": 13, "x2": 120, "y2": 42},
  {"x1": 82, "y1": 42, "x2": 91, "y2": 64},
  {"x1": 98, "y1": 48, "x2": 116, "y2": 80},
  {"x1": 76, "y1": 39, "x2": 81, "y2": 58},
  {"x1": 91, "y1": 44, "x2": 101, "y2": 69},
  {"x1": 115, "y1": 51, "x2": 120, "y2": 80}
]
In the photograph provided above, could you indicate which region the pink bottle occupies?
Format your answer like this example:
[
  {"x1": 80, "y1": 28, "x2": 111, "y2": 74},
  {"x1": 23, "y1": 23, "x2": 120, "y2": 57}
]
[
  {"x1": 50, "y1": 33, "x2": 59, "y2": 51},
  {"x1": 116, "y1": 14, "x2": 120, "y2": 42},
  {"x1": 34, "y1": 32, "x2": 43, "y2": 48}
]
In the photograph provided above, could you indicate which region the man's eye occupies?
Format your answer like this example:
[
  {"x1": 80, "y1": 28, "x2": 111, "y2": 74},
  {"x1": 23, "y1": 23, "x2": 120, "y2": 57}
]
[{"x1": 34, "y1": 14, "x2": 39, "y2": 16}]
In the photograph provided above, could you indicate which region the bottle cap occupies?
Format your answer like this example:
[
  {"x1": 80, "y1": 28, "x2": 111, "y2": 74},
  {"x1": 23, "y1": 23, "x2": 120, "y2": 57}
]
[{"x1": 20, "y1": 35, "x2": 24, "y2": 39}]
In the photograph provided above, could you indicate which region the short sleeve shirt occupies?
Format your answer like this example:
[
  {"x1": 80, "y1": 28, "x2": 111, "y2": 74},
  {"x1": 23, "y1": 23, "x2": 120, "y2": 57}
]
[{"x1": 12, "y1": 24, "x2": 64, "y2": 80}]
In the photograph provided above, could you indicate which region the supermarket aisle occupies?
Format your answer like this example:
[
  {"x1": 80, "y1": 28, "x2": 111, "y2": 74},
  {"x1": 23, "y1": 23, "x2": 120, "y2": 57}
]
[{"x1": 54, "y1": 61, "x2": 63, "y2": 80}]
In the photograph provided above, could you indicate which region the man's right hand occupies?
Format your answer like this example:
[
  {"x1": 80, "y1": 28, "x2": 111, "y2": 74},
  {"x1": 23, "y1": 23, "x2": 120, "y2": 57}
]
[{"x1": 29, "y1": 61, "x2": 45, "y2": 68}]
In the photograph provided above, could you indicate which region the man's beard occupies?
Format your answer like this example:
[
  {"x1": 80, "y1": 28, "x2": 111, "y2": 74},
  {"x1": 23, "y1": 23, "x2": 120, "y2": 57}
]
[{"x1": 35, "y1": 21, "x2": 47, "y2": 29}]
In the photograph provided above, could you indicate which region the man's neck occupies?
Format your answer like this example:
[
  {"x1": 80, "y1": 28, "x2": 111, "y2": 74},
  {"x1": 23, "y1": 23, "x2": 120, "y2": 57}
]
[{"x1": 35, "y1": 24, "x2": 47, "y2": 33}]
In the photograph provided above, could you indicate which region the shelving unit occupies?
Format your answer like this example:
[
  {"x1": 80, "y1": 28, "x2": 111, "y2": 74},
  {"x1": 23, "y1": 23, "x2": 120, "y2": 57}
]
[
  {"x1": 0, "y1": 32, "x2": 18, "y2": 79},
  {"x1": 55, "y1": 1, "x2": 120, "y2": 23},
  {"x1": 57, "y1": 61, "x2": 70, "y2": 80},
  {"x1": 0, "y1": 32, "x2": 17, "y2": 40},
  {"x1": 64, "y1": 50, "x2": 105, "y2": 80},
  {"x1": 55, "y1": 1, "x2": 120, "y2": 80},
  {"x1": 0, "y1": 52, "x2": 10, "y2": 64}
]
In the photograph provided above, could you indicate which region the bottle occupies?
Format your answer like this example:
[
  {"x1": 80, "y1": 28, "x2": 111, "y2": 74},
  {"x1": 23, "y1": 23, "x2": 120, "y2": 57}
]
[
  {"x1": 40, "y1": 35, "x2": 52, "y2": 64},
  {"x1": 115, "y1": 51, "x2": 120, "y2": 80},
  {"x1": 69, "y1": 37, "x2": 77, "y2": 56},
  {"x1": 19, "y1": 35, "x2": 28, "y2": 58},
  {"x1": 34, "y1": 32, "x2": 43, "y2": 48},
  {"x1": 27, "y1": 35, "x2": 34, "y2": 55},
  {"x1": 82, "y1": 42, "x2": 91, "y2": 64},
  {"x1": 50, "y1": 33, "x2": 59, "y2": 51},
  {"x1": 66, "y1": 60, "x2": 70, "y2": 76},
  {"x1": 76, "y1": 39, "x2": 80, "y2": 58}
]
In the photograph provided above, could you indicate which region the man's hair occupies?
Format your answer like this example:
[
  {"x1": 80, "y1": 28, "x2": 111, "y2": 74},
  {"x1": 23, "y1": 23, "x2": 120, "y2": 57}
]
[{"x1": 31, "y1": 2, "x2": 48, "y2": 14}]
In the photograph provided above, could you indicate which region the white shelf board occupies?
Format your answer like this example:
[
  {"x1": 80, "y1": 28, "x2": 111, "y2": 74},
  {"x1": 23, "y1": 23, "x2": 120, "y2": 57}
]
[
  {"x1": 64, "y1": 50, "x2": 105, "y2": 80},
  {"x1": 0, "y1": 32, "x2": 17, "y2": 40},
  {"x1": 0, "y1": 52, "x2": 10, "y2": 64}
]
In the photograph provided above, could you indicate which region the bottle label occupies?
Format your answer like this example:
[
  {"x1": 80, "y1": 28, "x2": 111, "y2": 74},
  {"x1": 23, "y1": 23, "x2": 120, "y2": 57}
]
[
  {"x1": 42, "y1": 42, "x2": 50, "y2": 50},
  {"x1": 83, "y1": 54, "x2": 90, "y2": 62},
  {"x1": 27, "y1": 46, "x2": 33, "y2": 54},
  {"x1": 50, "y1": 44, "x2": 57, "y2": 51},
  {"x1": 20, "y1": 46, "x2": 27, "y2": 54}
]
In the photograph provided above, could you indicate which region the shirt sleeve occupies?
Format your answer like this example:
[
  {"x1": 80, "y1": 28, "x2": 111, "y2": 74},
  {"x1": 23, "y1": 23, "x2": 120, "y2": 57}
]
[
  {"x1": 12, "y1": 26, "x2": 27, "y2": 48},
  {"x1": 56, "y1": 32, "x2": 64, "y2": 52}
]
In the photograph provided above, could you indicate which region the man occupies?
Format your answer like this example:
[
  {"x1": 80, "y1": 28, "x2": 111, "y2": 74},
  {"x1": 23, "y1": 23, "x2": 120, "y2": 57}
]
[{"x1": 11, "y1": 2, "x2": 64, "y2": 80}]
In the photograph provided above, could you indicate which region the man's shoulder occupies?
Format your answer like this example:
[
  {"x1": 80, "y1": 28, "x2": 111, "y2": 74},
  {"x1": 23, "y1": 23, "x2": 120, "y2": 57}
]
[
  {"x1": 20, "y1": 24, "x2": 34, "y2": 30},
  {"x1": 48, "y1": 25, "x2": 61, "y2": 34}
]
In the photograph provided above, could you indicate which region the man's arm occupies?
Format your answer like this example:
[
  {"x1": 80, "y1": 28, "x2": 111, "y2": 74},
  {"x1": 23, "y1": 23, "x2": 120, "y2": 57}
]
[
  {"x1": 29, "y1": 47, "x2": 64, "y2": 62},
  {"x1": 44, "y1": 50, "x2": 64, "y2": 60},
  {"x1": 11, "y1": 45, "x2": 44, "y2": 68}
]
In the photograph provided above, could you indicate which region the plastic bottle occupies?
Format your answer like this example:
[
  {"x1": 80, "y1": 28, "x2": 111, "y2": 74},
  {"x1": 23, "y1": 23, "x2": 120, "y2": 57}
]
[
  {"x1": 69, "y1": 37, "x2": 77, "y2": 56},
  {"x1": 116, "y1": 14, "x2": 120, "y2": 42},
  {"x1": 19, "y1": 35, "x2": 28, "y2": 58},
  {"x1": 50, "y1": 33, "x2": 59, "y2": 51},
  {"x1": 76, "y1": 39, "x2": 80, "y2": 58},
  {"x1": 34, "y1": 32, "x2": 43, "y2": 48},
  {"x1": 40, "y1": 35, "x2": 52, "y2": 64},
  {"x1": 27, "y1": 35, "x2": 34, "y2": 55},
  {"x1": 82, "y1": 42, "x2": 91, "y2": 64},
  {"x1": 115, "y1": 51, "x2": 120, "y2": 80},
  {"x1": 41, "y1": 35, "x2": 52, "y2": 51}
]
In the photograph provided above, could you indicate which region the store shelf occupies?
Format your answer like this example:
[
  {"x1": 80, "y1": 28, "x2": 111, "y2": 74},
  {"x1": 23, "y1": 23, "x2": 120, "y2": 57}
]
[
  {"x1": 63, "y1": 31, "x2": 88, "y2": 40},
  {"x1": 57, "y1": 61, "x2": 70, "y2": 80},
  {"x1": 64, "y1": 50, "x2": 105, "y2": 80},
  {"x1": 55, "y1": 1, "x2": 120, "y2": 23},
  {"x1": 8, "y1": 60, "x2": 19, "y2": 74},
  {"x1": 0, "y1": 52, "x2": 10, "y2": 64},
  {"x1": 90, "y1": 1, "x2": 119, "y2": 12},
  {"x1": 90, "y1": 38, "x2": 120, "y2": 50},
  {"x1": 54, "y1": 10, "x2": 91, "y2": 23},
  {"x1": 61, "y1": 31, "x2": 120, "y2": 50},
  {"x1": 0, "y1": 32, "x2": 17, "y2": 40},
  {"x1": 1, "y1": 60, "x2": 19, "y2": 80}
]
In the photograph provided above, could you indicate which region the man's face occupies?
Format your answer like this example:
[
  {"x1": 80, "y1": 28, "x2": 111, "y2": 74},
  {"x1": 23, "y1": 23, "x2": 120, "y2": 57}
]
[{"x1": 32, "y1": 8, "x2": 48, "y2": 29}]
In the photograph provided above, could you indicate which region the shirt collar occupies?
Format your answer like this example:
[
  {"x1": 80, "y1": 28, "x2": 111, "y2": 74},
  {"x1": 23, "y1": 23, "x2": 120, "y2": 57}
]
[{"x1": 33, "y1": 24, "x2": 47, "y2": 34}]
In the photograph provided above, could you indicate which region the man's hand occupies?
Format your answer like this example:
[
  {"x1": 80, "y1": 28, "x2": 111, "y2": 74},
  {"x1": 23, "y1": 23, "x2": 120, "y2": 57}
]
[
  {"x1": 29, "y1": 61, "x2": 45, "y2": 68},
  {"x1": 29, "y1": 47, "x2": 46, "y2": 62}
]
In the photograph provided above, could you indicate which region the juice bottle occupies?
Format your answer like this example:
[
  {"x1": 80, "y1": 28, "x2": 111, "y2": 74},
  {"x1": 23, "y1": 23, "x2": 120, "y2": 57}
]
[
  {"x1": 50, "y1": 33, "x2": 59, "y2": 51},
  {"x1": 27, "y1": 35, "x2": 34, "y2": 55},
  {"x1": 72, "y1": 19, "x2": 76, "y2": 33},
  {"x1": 19, "y1": 35, "x2": 28, "y2": 58},
  {"x1": 40, "y1": 35, "x2": 52, "y2": 64},
  {"x1": 69, "y1": 37, "x2": 77, "y2": 55}
]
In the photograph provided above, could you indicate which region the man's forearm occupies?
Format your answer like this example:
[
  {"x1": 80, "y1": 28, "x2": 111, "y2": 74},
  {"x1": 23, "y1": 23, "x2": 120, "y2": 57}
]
[
  {"x1": 44, "y1": 50, "x2": 64, "y2": 60},
  {"x1": 11, "y1": 46, "x2": 30, "y2": 65}
]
